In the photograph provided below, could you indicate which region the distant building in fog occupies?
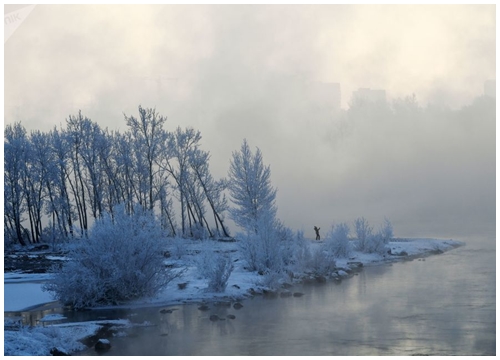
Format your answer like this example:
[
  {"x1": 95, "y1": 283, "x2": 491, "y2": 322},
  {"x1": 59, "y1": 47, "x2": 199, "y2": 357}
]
[
  {"x1": 484, "y1": 80, "x2": 496, "y2": 98},
  {"x1": 351, "y1": 88, "x2": 386, "y2": 104}
]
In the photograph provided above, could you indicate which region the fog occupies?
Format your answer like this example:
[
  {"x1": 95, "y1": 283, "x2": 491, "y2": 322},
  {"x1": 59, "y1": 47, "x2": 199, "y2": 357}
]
[{"x1": 4, "y1": 4, "x2": 496, "y2": 238}]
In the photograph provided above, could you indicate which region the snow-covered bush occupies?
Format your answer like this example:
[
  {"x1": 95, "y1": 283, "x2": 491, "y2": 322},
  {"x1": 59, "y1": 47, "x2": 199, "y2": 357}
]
[
  {"x1": 283, "y1": 230, "x2": 312, "y2": 273},
  {"x1": 191, "y1": 222, "x2": 208, "y2": 240},
  {"x1": 325, "y1": 222, "x2": 352, "y2": 258},
  {"x1": 195, "y1": 247, "x2": 234, "y2": 292},
  {"x1": 258, "y1": 269, "x2": 285, "y2": 290},
  {"x1": 357, "y1": 218, "x2": 393, "y2": 254},
  {"x1": 239, "y1": 209, "x2": 283, "y2": 274},
  {"x1": 307, "y1": 246, "x2": 337, "y2": 276},
  {"x1": 43, "y1": 205, "x2": 177, "y2": 309},
  {"x1": 379, "y1": 218, "x2": 394, "y2": 244},
  {"x1": 356, "y1": 218, "x2": 394, "y2": 254},
  {"x1": 365, "y1": 233, "x2": 387, "y2": 254},
  {"x1": 354, "y1": 217, "x2": 373, "y2": 252},
  {"x1": 169, "y1": 236, "x2": 189, "y2": 260}
]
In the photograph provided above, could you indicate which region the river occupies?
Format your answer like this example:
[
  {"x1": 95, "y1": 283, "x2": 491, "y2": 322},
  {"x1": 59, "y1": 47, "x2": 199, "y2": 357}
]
[{"x1": 70, "y1": 232, "x2": 494, "y2": 356}]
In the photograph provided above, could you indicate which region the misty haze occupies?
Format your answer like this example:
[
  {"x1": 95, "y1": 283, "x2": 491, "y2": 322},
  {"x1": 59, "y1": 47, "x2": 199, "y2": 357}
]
[{"x1": 4, "y1": 4, "x2": 495, "y2": 356}]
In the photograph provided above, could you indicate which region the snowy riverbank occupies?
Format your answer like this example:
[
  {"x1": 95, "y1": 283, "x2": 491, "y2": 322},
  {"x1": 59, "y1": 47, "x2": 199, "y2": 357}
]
[{"x1": 4, "y1": 237, "x2": 463, "y2": 355}]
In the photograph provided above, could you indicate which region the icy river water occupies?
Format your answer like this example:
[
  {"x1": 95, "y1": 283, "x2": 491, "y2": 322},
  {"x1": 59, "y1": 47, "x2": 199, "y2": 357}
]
[{"x1": 7, "y1": 232, "x2": 496, "y2": 356}]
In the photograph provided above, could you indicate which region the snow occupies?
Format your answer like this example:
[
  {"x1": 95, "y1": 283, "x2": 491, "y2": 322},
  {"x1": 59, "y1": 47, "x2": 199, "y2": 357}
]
[
  {"x1": 4, "y1": 272, "x2": 54, "y2": 283},
  {"x1": 4, "y1": 322, "x2": 101, "y2": 356},
  {"x1": 45, "y1": 255, "x2": 69, "y2": 261},
  {"x1": 40, "y1": 314, "x2": 67, "y2": 322},
  {"x1": 3, "y1": 237, "x2": 463, "y2": 355},
  {"x1": 4, "y1": 319, "x2": 132, "y2": 356}
]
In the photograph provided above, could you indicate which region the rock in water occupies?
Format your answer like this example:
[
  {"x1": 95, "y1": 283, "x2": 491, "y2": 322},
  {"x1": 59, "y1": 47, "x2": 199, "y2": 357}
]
[
  {"x1": 209, "y1": 315, "x2": 219, "y2": 321},
  {"x1": 315, "y1": 275, "x2": 327, "y2": 283},
  {"x1": 233, "y1": 302, "x2": 243, "y2": 310},
  {"x1": 227, "y1": 314, "x2": 236, "y2": 319},
  {"x1": 50, "y1": 347, "x2": 68, "y2": 356},
  {"x1": 95, "y1": 339, "x2": 111, "y2": 351},
  {"x1": 293, "y1": 292, "x2": 304, "y2": 297},
  {"x1": 347, "y1": 261, "x2": 363, "y2": 268},
  {"x1": 198, "y1": 305, "x2": 210, "y2": 311}
]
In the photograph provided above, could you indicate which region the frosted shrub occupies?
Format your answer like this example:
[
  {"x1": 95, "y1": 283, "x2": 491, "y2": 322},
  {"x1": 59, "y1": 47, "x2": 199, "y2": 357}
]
[
  {"x1": 195, "y1": 247, "x2": 234, "y2": 292},
  {"x1": 355, "y1": 218, "x2": 394, "y2": 254},
  {"x1": 239, "y1": 211, "x2": 284, "y2": 274},
  {"x1": 286, "y1": 230, "x2": 313, "y2": 273},
  {"x1": 191, "y1": 222, "x2": 208, "y2": 240},
  {"x1": 43, "y1": 205, "x2": 176, "y2": 309},
  {"x1": 276, "y1": 224, "x2": 308, "y2": 271},
  {"x1": 365, "y1": 233, "x2": 387, "y2": 254},
  {"x1": 170, "y1": 236, "x2": 188, "y2": 260},
  {"x1": 379, "y1": 218, "x2": 394, "y2": 244},
  {"x1": 325, "y1": 223, "x2": 352, "y2": 258},
  {"x1": 359, "y1": 218, "x2": 393, "y2": 254},
  {"x1": 308, "y1": 246, "x2": 337, "y2": 276},
  {"x1": 354, "y1": 217, "x2": 373, "y2": 252},
  {"x1": 258, "y1": 269, "x2": 285, "y2": 289}
]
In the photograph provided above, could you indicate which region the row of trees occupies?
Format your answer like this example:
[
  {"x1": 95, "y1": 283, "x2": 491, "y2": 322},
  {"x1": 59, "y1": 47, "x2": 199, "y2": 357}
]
[
  {"x1": 4, "y1": 106, "x2": 230, "y2": 246},
  {"x1": 35, "y1": 121, "x2": 397, "y2": 307}
]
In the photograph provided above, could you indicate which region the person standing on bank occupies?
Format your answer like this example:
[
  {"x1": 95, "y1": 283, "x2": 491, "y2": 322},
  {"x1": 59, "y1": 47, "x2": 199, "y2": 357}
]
[{"x1": 314, "y1": 226, "x2": 321, "y2": 240}]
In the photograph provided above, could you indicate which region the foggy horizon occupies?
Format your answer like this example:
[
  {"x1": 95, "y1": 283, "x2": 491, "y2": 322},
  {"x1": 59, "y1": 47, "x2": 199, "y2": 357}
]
[{"x1": 4, "y1": 4, "x2": 496, "y2": 239}]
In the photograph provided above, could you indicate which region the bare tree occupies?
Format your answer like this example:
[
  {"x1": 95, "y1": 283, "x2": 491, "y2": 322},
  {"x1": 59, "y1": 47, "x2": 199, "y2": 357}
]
[
  {"x1": 124, "y1": 106, "x2": 168, "y2": 211},
  {"x1": 4, "y1": 123, "x2": 28, "y2": 245},
  {"x1": 188, "y1": 148, "x2": 230, "y2": 237}
]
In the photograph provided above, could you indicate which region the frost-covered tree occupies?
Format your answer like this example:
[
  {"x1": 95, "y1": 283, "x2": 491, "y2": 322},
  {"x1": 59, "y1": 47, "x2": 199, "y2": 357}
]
[
  {"x1": 355, "y1": 218, "x2": 393, "y2": 255},
  {"x1": 43, "y1": 204, "x2": 177, "y2": 309},
  {"x1": 76, "y1": 118, "x2": 107, "y2": 220},
  {"x1": 125, "y1": 106, "x2": 168, "y2": 211},
  {"x1": 228, "y1": 139, "x2": 277, "y2": 234},
  {"x1": 4, "y1": 123, "x2": 29, "y2": 245},
  {"x1": 188, "y1": 148, "x2": 229, "y2": 238},
  {"x1": 46, "y1": 127, "x2": 74, "y2": 239},
  {"x1": 159, "y1": 127, "x2": 203, "y2": 236},
  {"x1": 352, "y1": 217, "x2": 395, "y2": 254},
  {"x1": 239, "y1": 206, "x2": 283, "y2": 273},
  {"x1": 379, "y1": 218, "x2": 394, "y2": 243},
  {"x1": 4, "y1": 105, "x2": 230, "y2": 243},
  {"x1": 325, "y1": 222, "x2": 352, "y2": 258},
  {"x1": 354, "y1": 217, "x2": 373, "y2": 252},
  {"x1": 66, "y1": 113, "x2": 91, "y2": 235},
  {"x1": 24, "y1": 130, "x2": 50, "y2": 243},
  {"x1": 113, "y1": 132, "x2": 137, "y2": 214}
]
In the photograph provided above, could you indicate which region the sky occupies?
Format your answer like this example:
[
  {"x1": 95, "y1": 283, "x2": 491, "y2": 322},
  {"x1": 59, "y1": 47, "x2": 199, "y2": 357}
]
[{"x1": 4, "y1": 4, "x2": 496, "y2": 238}]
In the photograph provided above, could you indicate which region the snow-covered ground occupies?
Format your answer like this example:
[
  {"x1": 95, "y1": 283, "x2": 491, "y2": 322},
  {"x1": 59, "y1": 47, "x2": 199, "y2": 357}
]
[
  {"x1": 3, "y1": 237, "x2": 463, "y2": 355},
  {"x1": 4, "y1": 319, "x2": 131, "y2": 356}
]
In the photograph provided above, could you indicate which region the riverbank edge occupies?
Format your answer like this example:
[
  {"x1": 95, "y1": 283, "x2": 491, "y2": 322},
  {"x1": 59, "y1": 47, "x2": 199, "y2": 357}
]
[
  {"x1": 4, "y1": 238, "x2": 464, "y2": 355},
  {"x1": 87, "y1": 238, "x2": 465, "y2": 311}
]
